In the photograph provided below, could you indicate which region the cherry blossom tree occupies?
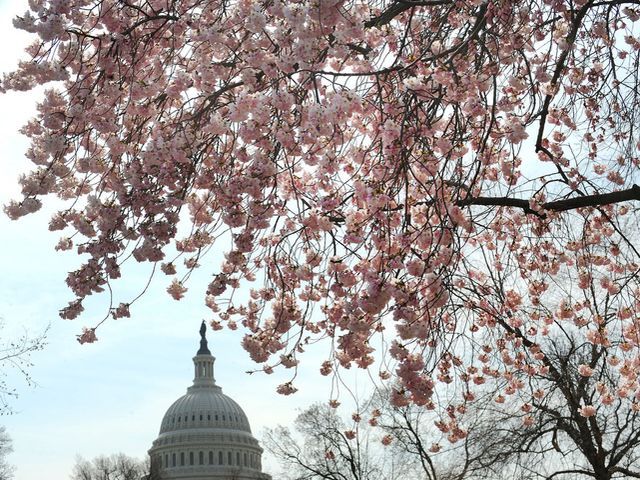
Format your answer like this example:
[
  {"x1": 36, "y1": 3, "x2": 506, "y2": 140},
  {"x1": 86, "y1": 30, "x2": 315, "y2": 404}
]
[{"x1": 3, "y1": 0, "x2": 640, "y2": 423}]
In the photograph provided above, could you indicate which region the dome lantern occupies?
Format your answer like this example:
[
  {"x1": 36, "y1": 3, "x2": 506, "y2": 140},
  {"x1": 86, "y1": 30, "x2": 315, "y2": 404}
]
[{"x1": 191, "y1": 321, "x2": 218, "y2": 390}]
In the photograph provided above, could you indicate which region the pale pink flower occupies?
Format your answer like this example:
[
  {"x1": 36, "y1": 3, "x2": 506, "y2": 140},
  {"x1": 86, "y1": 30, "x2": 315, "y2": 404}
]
[
  {"x1": 579, "y1": 405, "x2": 597, "y2": 417},
  {"x1": 601, "y1": 394, "x2": 614, "y2": 406},
  {"x1": 320, "y1": 360, "x2": 333, "y2": 376},
  {"x1": 578, "y1": 364, "x2": 594, "y2": 377},
  {"x1": 276, "y1": 382, "x2": 298, "y2": 395},
  {"x1": 280, "y1": 354, "x2": 299, "y2": 368},
  {"x1": 160, "y1": 262, "x2": 177, "y2": 275},
  {"x1": 167, "y1": 279, "x2": 187, "y2": 300},
  {"x1": 112, "y1": 303, "x2": 130, "y2": 319},
  {"x1": 77, "y1": 327, "x2": 97, "y2": 344}
]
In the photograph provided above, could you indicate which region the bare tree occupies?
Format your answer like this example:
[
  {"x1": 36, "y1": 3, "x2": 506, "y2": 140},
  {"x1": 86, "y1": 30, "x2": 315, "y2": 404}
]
[
  {"x1": 264, "y1": 403, "x2": 411, "y2": 480},
  {"x1": 476, "y1": 335, "x2": 640, "y2": 480},
  {"x1": 265, "y1": 395, "x2": 536, "y2": 480},
  {"x1": 0, "y1": 427, "x2": 14, "y2": 480},
  {"x1": 371, "y1": 387, "x2": 540, "y2": 480},
  {"x1": 0, "y1": 320, "x2": 47, "y2": 414},
  {"x1": 71, "y1": 453, "x2": 157, "y2": 480},
  {"x1": 450, "y1": 224, "x2": 640, "y2": 480}
]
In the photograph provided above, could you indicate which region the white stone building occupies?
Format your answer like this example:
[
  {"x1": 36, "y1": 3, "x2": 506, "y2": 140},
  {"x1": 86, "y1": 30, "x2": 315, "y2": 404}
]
[{"x1": 149, "y1": 323, "x2": 271, "y2": 480}]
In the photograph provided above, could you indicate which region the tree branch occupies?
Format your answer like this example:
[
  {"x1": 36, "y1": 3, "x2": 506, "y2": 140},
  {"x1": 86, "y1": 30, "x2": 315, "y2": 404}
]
[
  {"x1": 364, "y1": 0, "x2": 453, "y2": 28},
  {"x1": 459, "y1": 184, "x2": 640, "y2": 215},
  {"x1": 611, "y1": 466, "x2": 640, "y2": 478}
]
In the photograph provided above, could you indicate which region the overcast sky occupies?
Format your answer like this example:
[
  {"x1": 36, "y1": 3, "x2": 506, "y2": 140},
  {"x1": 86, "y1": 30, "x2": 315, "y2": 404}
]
[{"x1": 0, "y1": 2, "x2": 374, "y2": 479}]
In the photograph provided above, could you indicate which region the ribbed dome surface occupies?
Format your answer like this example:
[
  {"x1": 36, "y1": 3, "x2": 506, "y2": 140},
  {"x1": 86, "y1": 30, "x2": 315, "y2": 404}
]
[{"x1": 160, "y1": 389, "x2": 252, "y2": 433}]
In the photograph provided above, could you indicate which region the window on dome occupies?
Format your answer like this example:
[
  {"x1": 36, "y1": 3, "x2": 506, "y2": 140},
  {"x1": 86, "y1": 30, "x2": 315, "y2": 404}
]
[
  {"x1": 177, "y1": 417, "x2": 181, "y2": 422},
  {"x1": 164, "y1": 454, "x2": 168, "y2": 467},
  {"x1": 236, "y1": 452, "x2": 240, "y2": 465},
  {"x1": 222, "y1": 414, "x2": 226, "y2": 421},
  {"x1": 209, "y1": 451, "x2": 213, "y2": 465},
  {"x1": 219, "y1": 451, "x2": 223, "y2": 465},
  {"x1": 199, "y1": 451, "x2": 204, "y2": 465},
  {"x1": 228, "y1": 452, "x2": 232, "y2": 465},
  {"x1": 190, "y1": 452, "x2": 194, "y2": 465},
  {"x1": 208, "y1": 414, "x2": 211, "y2": 420},
  {"x1": 200, "y1": 414, "x2": 203, "y2": 421},
  {"x1": 215, "y1": 414, "x2": 219, "y2": 421},
  {"x1": 192, "y1": 415, "x2": 195, "y2": 421},
  {"x1": 172, "y1": 454, "x2": 176, "y2": 467},
  {"x1": 244, "y1": 453, "x2": 248, "y2": 466},
  {"x1": 184, "y1": 416, "x2": 187, "y2": 422},
  {"x1": 180, "y1": 452, "x2": 184, "y2": 466}
]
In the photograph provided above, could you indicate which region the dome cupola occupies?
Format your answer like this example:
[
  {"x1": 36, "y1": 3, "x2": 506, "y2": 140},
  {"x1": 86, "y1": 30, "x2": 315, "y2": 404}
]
[{"x1": 149, "y1": 322, "x2": 271, "y2": 480}]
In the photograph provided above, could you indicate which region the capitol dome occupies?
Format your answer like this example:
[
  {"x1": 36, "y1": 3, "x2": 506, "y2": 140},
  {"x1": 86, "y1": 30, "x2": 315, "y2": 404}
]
[{"x1": 149, "y1": 323, "x2": 271, "y2": 480}]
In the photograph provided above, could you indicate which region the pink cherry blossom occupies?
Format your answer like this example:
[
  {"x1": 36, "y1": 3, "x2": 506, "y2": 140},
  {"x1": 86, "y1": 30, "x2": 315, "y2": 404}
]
[
  {"x1": 579, "y1": 405, "x2": 597, "y2": 418},
  {"x1": 578, "y1": 365, "x2": 594, "y2": 377}
]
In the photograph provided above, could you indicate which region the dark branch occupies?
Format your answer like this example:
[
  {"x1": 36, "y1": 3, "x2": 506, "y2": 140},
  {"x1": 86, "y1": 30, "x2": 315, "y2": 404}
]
[
  {"x1": 364, "y1": 0, "x2": 453, "y2": 28},
  {"x1": 611, "y1": 466, "x2": 640, "y2": 478},
  {"x1": 459, "y1": 184, "x2": 640, "y2": 215}
]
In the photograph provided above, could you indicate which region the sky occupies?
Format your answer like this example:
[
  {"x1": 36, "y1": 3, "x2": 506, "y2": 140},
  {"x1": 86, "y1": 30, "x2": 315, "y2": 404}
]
[
  {"x1": 0, "y1": 2, "x2": 371, "y2": 479},
  {"x1": 0, "y1": 2, "x2": 573, "y2": 479}
]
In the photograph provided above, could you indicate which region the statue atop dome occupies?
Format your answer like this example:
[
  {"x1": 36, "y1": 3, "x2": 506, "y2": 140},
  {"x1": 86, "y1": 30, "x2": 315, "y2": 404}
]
[{"x1": 197, "y1": 320, "x2": 211, "y2": 355}]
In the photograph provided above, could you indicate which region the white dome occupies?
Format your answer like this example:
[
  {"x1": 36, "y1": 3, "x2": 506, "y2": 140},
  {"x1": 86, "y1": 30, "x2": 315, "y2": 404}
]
[
  {"x1": 149, "y1": 323, "x2": 271, "y2": 480},
  {"x1": 160, "y1": 388, "x2": 252, "y2": 434}
]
